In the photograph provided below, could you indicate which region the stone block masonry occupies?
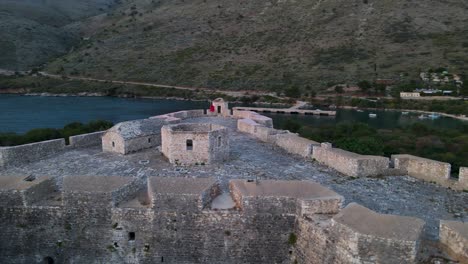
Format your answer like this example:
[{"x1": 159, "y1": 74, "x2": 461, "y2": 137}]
[
  {"x1": 439, "y1": 220, "x2": 468, "y2": 263},
  {"x1": 161, "y1": 123, "x2": 229, "y2": 165},
  {"x1": 0, "y1": 138, "x2": 65, "y2": 168},
  {"x1": 69, "y1": 131, "x2": 105, "y2": 148},
  {"x1": 391, "y1": 154, "x2": 467, "y2": 190},
  {"x1": 230, "y1": 179, "x2": 343, "y2": 216},
  {"x1": 0, "y1": 176, "x2": 340, "y2": 264},
  {"x1": 312, "y1": 143, "x2": 389, "y2": 177},
  {"x1": 294, "y1": 203, "x2": 425, "y2": 264},
  {"x1": 272, "y1": 133, "x2": 320, "y2": 158}
]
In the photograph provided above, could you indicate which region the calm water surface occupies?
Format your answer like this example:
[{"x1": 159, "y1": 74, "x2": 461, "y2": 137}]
[
  {"x1": 266, "y1": 109, "x2": 467, "y2": 130},
  {"x1": 0, "y1": 95, "x2": 466, "y2": 133},
  {"x1": 0, "y1": 95, "x2": 208, "y2": 133}
]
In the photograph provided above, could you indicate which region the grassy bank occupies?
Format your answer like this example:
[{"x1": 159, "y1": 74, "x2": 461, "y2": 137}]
[
  {"x1": 282, "y1": 120, "x2": 468, "y2": 173},
  {"x1": 0, "y1": 120, "x2": 113, "y2": 146},
  {"x1": 0, "y1": 75, "x2": 292, "y2": 104}
]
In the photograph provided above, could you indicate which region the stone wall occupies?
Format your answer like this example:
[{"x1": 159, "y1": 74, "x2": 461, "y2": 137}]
[
  {"x1": 439, "y1": 220, "x2": 468, "y2": 263},
  {"x1": 69, "y1": 131, "x2": 105, "y2": 148},
  {"x1": 124, "y1": 134, "x2": 161, "y2": 154},
  {"x1": 313, "y1": 143, "x2": 390, "y2": 177},
  {"x1": 232, "y1": 109, "x2": 273, "y2": 127},
  {"x1": 391, "y1": 154, "x2": 468, "y2": 190},
  {"x1": 210, "y1": 98, "x2": 230, "y2": 117},
  {"x1": 0, "y1": 176, "x2": 453, "y2": 264},
  {"x1": 272, "y1": 133, "x2": 320, "y2": 158},
  {"x1": 0, "y1": 138, "x2": 65, "y2": 168},
  {"x1": 162, "y1": 123, "x2": 229, "y2": 165},
  {"x1": 102, "y1": 131, "x2": 126, "y2": 154},
  {"x1": 459, "y1": 167, "x2": 468, "y2": 190},
  {"x1": 294, "y1": 203, "x2": 425, "y2": 264}
]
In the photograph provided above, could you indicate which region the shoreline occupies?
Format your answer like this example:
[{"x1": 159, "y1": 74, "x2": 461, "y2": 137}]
[
  {"x1": 1, "y1": 90, "x2": 466, "y2": 121},
  {"x1": 0, "y1": 91, "x2": 293, "y2": 107},
  {"x1": 339, "y1": 105, "x2": 468, "y2": 122}
]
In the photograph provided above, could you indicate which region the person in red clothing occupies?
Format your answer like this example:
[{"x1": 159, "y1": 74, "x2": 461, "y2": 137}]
[{"x1": 209, "y1": 103, "x2": 215, "y2": 112}]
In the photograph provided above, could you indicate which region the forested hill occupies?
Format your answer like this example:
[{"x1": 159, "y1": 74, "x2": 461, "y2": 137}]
[
  {"x1": 4, "y1": 0, "x2": 468, "y2": 91},
  {"x1": 0, "y1": 0, "x2": 117, "y2": 70}
]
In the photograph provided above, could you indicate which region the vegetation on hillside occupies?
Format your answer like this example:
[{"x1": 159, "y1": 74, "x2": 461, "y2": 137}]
[
  {"x1": 42, "y1": 0, "x2": 468, "y2": 91},
  {"x1": 0, "y1": 120, "x2": 113, "y2": 146},
  {"x1": 0, "y1": 0, "x2": 117, "y2": 70},
  {"x1": 0, "y1": 75, "x2": 294, "y2": 104},
  {"x1": 281, "y1": 121, "x2": 468, "y2": 173}
]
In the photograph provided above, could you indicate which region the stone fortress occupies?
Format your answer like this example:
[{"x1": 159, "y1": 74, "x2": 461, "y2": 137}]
[{"x1": 0, "y1": 98, "x2": 467, "y2": 264}]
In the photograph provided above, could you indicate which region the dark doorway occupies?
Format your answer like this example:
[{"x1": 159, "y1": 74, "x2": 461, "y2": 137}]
[
  {"x1": 217, "y1": 106, "x2": 221, "y2": 113},
  {"x1": 43, "y1": 257, "x2": 54, "y2": 264},
  {"x1": 186, "y1": 139, "x2": 193, "y2": 150}
]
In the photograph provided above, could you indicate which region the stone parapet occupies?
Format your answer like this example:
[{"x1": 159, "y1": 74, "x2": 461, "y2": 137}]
[
  {"x1": 62, "y1": 176, "x2": 139, "y2": 207},
  {"x1": 148, "y1": 177, "x2": 217, "y2": 211},
  {"x1": 230, "y1": 179, "x2": 342, "y2": 216},
  {"x1": 272, "y1": 133, "x2": 320, "y2": 158},
  {"x1": 232, "y1": 109, "x2": 273, "y2": 127},
  {"x1": 331, "y1": 203, "x2": 425, "y2": 264},
  {"x1": 0, "y1": 138, "x2": 65, "y2": 168},
  {"x1": 439, "y1": 220, "x2": 468, "y2": 263},
  {"x1": 390, "y1": 154, "x2": 467, "y2": 190},
  {"x1": 313, "y1": 144, "x2": 389, "y2": 177},
  {"x1": 0, "y1": 176, "x2": 55, "y2": 206},
  {"x1": 69, "y1": 131, "x2": 105, "y2": 148}
]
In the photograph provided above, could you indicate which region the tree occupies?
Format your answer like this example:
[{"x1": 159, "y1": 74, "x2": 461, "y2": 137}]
[
  {"x1": 284, "y1": 85, "x2": 301, "y2": 98},
  {"x1": 335, "y1": 85, "x2": 344, "y2": 93},
  {"x1": 357, "y1": 80, "x2": 372, "y2": 93}
]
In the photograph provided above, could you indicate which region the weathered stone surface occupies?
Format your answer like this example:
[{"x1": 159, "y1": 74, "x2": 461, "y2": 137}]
[
  {"x1": 209, "y1": 98, "x2": 230, "y2": 117},
  {"x1": 440, "y1": 220, "x2": 468, "y2": 263},
  {"x1": 313, "y1": 144, "x2": 390, "y2": 177},
  {"x1": 331, "y1": 203, "x2": 425, "y2": 264},
  {"x1": 272, "y1": 132, "x2": 320, "y2": 158},
  {"x1": 69, "y1": 131, "x2": 105, "y2": 148},
  {"x1": 102, "y1": 118, "x2": 167, "y2": 154},
  {"x1": 232, "y1": 109, "x2": 273, "y2": 127},
  {"x1": 230, "y1": 179, "x2": 342, "y2": 215},
  {"x1": 161, "y1": 123, "x2": 229, "y2": 165},
  {"x1": 391, "y1": 154, "x2": 467, "y2": 190},
  {"x1": 0, "y1": 138, "x2": 65, "y2": 167},
  {"x1": 1, "y1": 114, "x2": 467, "y2": 263}
]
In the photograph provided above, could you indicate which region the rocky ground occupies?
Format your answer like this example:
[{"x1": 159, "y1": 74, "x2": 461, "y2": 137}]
[{"x1": 0, "y1": 116, "x2": 466, "y2": 240}]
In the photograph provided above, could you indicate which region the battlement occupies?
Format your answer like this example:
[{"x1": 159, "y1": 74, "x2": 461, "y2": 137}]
[
  {"x1": 148, "y1": 177, "x2": 217, "y2": 211},
  {"x1": 391, "y1": 154, "x2": 468, "y2": 190},
  {"x1": 62, "y1": 176, "x2": 144, "y2": 207},
  {"x1": 312, "y1": 143, "x2": 390, "y2": 177},
  {"x1": 0, "y1": 175, "x2": 56, "y2": 206},
  {"x1": 230, "y1": 179, "x2": 342, "y2": 216},
  {"x1": 0, "y1": 175, "x2": 464, "y2": 264}
]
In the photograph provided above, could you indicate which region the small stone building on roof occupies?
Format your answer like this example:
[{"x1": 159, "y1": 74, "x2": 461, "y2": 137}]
[
  {"x1": 102, "y1": 118, "x2": 170, "y2": 155},
  {"x1": 161, "y1": 123, "x2": 229, "y2": 165},
  {"x1": 210, "y1": 98, "x2": 230, "y2": 116}
]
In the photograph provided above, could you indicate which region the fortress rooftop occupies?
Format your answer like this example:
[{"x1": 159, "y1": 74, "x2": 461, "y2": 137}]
[
  {"x1": 149, "y1": 177, "x2": 215, "y2": 195},
  {"x1": 333, "y1": 203, "x2": 425, "y2": 241},
  {"x1": 230, "y1": 179, "x2": 341, "y2": 200},
  {"x1": 63, "y1": 175, "x2": 134, "y2": 193},
  {"x1": 0, "y1": 175, "x2": 51, "y2": 191}
]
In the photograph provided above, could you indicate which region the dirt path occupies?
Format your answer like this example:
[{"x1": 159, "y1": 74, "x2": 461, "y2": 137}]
[{"x1": 38, "y1": 72, "x2": 276, "y2": 98}]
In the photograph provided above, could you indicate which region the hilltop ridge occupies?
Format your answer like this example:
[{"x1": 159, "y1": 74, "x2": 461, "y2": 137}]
[
  {"x1": 2, "y1": 0, "x2": 468, "y2": 92},
  {"x1": 45, "y1": 0, "x2": 468, "y2": 91}
]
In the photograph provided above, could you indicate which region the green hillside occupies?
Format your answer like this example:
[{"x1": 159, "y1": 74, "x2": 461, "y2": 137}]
[
  {"x1": 44, "y1": 0, "x2": 468, "y2": 91},
  {"x1": 0, "y1": 0, "x2": 117, "y2": 70}
]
